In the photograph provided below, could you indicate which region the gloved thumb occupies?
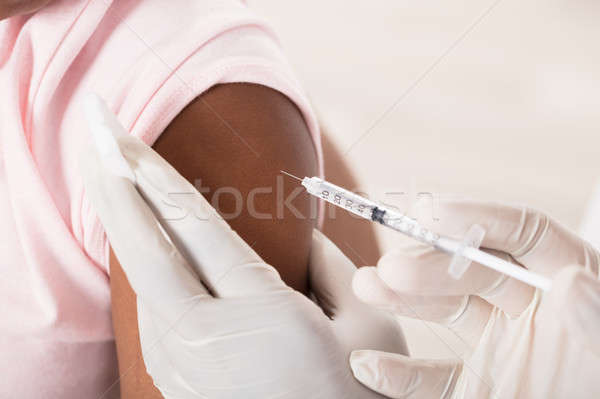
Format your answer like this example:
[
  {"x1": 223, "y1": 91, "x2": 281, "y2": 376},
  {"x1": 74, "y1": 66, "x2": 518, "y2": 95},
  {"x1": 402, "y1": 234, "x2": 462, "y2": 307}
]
[
  {"x1": 310, "y1": 230, "x2": 410, "y2": 357},
  {"x1": 349, "y1": 350, "x2": 462, "y2": 399},
  {"x1": 550, "y1": 265, "x2": 600, "y2": 356},
  {"x1": 309, "y1": 229, "x2": 360, "y2": 316}
]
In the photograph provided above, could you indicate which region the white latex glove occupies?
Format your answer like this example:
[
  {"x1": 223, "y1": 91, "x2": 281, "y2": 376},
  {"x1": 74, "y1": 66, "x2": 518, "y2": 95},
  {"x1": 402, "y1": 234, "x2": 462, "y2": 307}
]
[
  {"x1": 80, "y1": 94, "x2": 408, "y2": 398},
  {"x1": 350, "y1": 199, "x2": 600, "y2": 399}
]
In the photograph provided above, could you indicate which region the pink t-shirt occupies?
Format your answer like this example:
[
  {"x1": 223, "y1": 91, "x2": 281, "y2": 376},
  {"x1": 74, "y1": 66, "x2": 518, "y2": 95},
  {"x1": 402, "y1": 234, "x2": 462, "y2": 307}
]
[{"x1": 0, "y1": 0, "x2": 321, "y2": 397}]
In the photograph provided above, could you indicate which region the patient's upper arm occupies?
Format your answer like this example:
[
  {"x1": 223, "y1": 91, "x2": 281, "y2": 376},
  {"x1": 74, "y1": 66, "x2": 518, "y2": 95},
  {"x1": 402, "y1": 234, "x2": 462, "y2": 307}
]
[{"x1": 109, "y1": 83, "x2": 318, "y2": 398}]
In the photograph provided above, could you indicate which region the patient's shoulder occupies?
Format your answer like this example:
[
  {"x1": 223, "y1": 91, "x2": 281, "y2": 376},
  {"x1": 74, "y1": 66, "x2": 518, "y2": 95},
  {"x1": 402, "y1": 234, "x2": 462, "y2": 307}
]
[
  {"x1": 157, "y1": 83, "x2": 319, "y2": 181},
  {"x1": 111, "y1": 83, "x2": 318, "y2": 398},
  {"x1": 154, "y1": 83, "x2": 318, "y2": 194},
  {"x1": 153, "y1": 83, "x2": 318, "y2": 292}
]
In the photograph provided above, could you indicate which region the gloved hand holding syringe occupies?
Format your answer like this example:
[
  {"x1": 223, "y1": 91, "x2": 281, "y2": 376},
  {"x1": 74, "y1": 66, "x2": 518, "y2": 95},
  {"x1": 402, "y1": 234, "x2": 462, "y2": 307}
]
[
  {"x1": 81, "y1": 93, "x2": 598, "y2": 399},
  {"x1": 281, "y1": 171, "x2": 553, "y2": 291}
]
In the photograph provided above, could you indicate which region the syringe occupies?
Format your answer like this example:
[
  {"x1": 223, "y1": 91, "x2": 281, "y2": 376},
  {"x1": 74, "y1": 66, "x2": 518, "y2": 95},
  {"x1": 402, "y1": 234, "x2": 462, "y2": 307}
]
[{"x1": 287, "y1": 173, "x2": 552, "y2": 292}]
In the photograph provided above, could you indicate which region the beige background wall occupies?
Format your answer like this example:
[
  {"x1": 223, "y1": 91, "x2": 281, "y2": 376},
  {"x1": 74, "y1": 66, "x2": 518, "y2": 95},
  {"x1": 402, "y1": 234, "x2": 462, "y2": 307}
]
[{"x1": 248, "y1": 0, "x2": 600, "y2": 358}]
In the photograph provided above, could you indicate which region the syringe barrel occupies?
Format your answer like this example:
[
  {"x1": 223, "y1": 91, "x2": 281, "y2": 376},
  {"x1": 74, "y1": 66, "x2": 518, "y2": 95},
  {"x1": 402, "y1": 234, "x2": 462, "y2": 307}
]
[
  {"x1": 301, "y1": 177, "x2": 440, "y2": 246},
  {"x1": 300, "y1": 176, "x2": 552, "y2": 291},
  {"x1": 380, "y1": 208, "x2": 440, "y2": 245},
  {"x1": 301, "y1": 177, "x2": 379, "y2": 221}
]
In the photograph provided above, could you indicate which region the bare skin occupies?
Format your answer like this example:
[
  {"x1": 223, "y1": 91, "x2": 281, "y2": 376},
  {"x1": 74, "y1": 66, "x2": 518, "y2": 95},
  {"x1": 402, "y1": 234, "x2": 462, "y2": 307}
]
[
  {"x1": 0, "y1": 0, "x2": 52, "y2": 20},
  {"x1": 109, "y1": 83, "x2": 318, "y2": 398},
  {"x1": 319, "y1": 130, "x2": 382, "y2": 266}
]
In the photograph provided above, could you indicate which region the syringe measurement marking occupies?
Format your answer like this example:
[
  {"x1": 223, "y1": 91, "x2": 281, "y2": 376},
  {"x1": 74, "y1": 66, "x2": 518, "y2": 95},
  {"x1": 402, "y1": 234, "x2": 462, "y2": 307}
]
[
  {"x1": 297, "y1": 175, "x2": 553, "y2": 291},
  {"x1": 321, "y1": 190, "x2": 368, "y2": 214}
]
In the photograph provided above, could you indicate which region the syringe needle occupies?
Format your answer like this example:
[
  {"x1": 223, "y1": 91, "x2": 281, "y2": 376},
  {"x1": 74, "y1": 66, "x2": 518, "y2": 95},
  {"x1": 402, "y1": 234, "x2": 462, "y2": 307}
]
[{"x1": 280, "y1": 170, "x2": 302, "y2": 182}]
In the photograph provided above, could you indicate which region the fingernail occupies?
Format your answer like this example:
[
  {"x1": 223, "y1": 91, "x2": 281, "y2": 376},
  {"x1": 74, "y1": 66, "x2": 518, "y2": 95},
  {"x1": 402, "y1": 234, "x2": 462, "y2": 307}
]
[
  {"x1": 92, "y1": 125, "x2": 136, "y2": 182},
  {"x1": 84, "y1": 92, "x2": 128, "y2": 138},
  {"x1": 84, "y1": 93, "x2": 135, "y2": 182}
]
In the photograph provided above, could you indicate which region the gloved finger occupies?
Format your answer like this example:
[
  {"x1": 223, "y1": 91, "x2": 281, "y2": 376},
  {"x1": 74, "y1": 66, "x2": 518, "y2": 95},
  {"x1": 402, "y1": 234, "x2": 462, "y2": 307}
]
[
  {"x1": 353, "y1": 267, "x2": 492, "y2": 347},
  {"x1": 350, "y1": 350, "x2": 462, "y2": 399},
  {"x1": 80, "y1": 120, "x2": 209, "y2": 310},
  {"x1": 136, "y1": 300, "x2": 195, "y2": 399},
  {"x1": 85, "y1": 93, "x2": 288, "y2": 297},
  {"x1": 417, "y1": 198, "x2": 600, "y2": 277},
  {"x1": 308, "y1": 229, "x2": 361, "y2": 317},
  {"x1": 550, "y1": 265, "x2": 600, "y2": 356},
  {"x1": 377, "y1": 246, "x2": 535, "y2": 317},
  {"x1": 309, "y1": 230, "x2": 409, "y2": 355}
]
